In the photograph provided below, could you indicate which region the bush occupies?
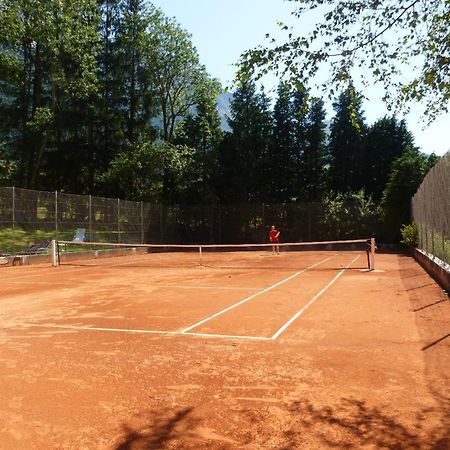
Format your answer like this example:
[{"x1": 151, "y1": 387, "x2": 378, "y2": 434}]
[{"x1": 400, "y1": 222, "x2": 418, "y2": 247}]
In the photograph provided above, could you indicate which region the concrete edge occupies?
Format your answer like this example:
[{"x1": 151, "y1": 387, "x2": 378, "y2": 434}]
[{"x1": 412, "y1": 248, "x2": 450, "y2": 292}]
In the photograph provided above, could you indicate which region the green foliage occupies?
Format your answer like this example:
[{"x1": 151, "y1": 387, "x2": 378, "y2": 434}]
[
  {"x1": 382, "y1": 147, "x2": 438, "y2": 242},
  {"x1": 301, "y1": 97, "x2": 327, "y2": 201},
  {"x1": 100, "y1": 141, "x2": 194, "y2": 202},
  {"x1": 0, "y1": 227, "x2": 54, "y2": 254},
  {"x1": 217, "y1": 78, "x2": 272, "y2": 202},
  {"x1": 363, "y1": 117, "x2": 414, "y2": 200},
  {"x1": 174, "y1": 77, "x2": 223, "y2": 203},
  {"x1": 147, "y1": 10, "x2": 211, "y2": 143},
  {"x1": 328, "y1": 86, "x2": 366, "y2": 193},
  {"x1": 239, "y1": 0, "x2": 450, "y2": 122},
  {"x1": 0, "y1": 0, "x2": 439, "y2": 237},
  {"x1": 0, "y1": 152, "x2": 16, "y2": 185},
  {"x1": 400, "y1": 222, "x2": 418, "y2": 247},
  {"x1": 322, "y1": 190, "x2": 382, "y2": 239}
]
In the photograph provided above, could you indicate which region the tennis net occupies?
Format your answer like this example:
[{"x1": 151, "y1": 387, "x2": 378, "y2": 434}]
[{"x1": 51, "y1": 238, "x2": 376, "y2": 271}]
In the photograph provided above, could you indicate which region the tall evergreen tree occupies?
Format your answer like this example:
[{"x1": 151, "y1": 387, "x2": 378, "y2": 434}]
[
  {"x1": 175, "y1": 78, "x2": 223, "y2": 203},
  {"x1": 115, "y1": 0, "x2": 155, "y2": 143},
  {"x1": 217, "y1": 78, "x2": 272, "y2": 202},
  {"x1": 301, "y1": 97, "x2": 327, "y2": 201},
  {"x1": 291, "y1": 85, "x2": 309, "y2": 199},
  {"x1": 364, "y1": 116, "x2": 414, "y2": 200},
  {"x1": 328, "y1": 86, "x2": 366, "y2": 193},
  {"x1": 267, "y1": 82, "x2": 295, "y2": 200}
]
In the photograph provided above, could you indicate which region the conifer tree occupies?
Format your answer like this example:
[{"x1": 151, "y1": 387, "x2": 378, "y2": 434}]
[
  {"x1": 291, "y1": 86, "x2": 309, "y2": 198},
  {"x1": 217, "y1": 78, "x2": 272, "y2": 202},
  {"x1": 268, "y1": 82, "x2": 295, "y2": 201},
  {"x1": 328, "y1": 87, "x2": 366, "y2": 193},
  {"x1": 364, "y1": 117, "x2": 414, "y2": 200},
  {"x1": 302, "y1": 97, "x2": 327, "y2": 201}
]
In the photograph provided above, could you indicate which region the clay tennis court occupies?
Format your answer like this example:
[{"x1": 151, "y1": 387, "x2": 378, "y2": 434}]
[{"x1": 0, "y1": 249, "x2": 449, "y2": 449}]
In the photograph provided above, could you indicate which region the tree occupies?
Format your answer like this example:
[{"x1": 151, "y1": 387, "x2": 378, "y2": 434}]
[
  {"x1": 268, "y1": 82, "x2": 295, "y2": 200},
  {"x1": 291, "y1": 85, "x2": 309, "y2": 199},
  {"x1": 239, "y1": 0, "x2": 450, "y2": 122},
  {"x1": 144, "y1": 10, "x2": 217, "y2": 203},
  {"x1": 0, "y1": 0, "x2": 100, "y2": 190},
  {"x1": 114, "y1": 0, "x2": 156, "y2": 144},
  {"x1": 146, "y1": 11, "x2": 209, "y2": 144},
  {"x1": 100, "y1": 141, "x2": 193, "y2": 202},
  {"x1": 363, "y1": 116, "x2": 414, "y2": 200},
  {"x1": 175, "y1": 77, "x2": 223, "y2": 203},
  {"x1": 322, "y1": 190, "x2": 381, "y2": 240},
  {"x1": 301, "y1": 97, "x2": 327, "y2": 201},
  {"x1": 382, "y1": 146, "x2": 438, "y2": 241},
  {"x1": 328, "y1": 87, "x2": 366, "y2": 193},
  {"x1": 217, "y1": 78, "x2": 272, "y2": 202}
]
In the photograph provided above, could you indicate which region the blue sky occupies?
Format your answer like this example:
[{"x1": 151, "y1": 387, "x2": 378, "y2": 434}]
[{"x1": 151, "y1": 0, "x2": 449, "y2": 156}]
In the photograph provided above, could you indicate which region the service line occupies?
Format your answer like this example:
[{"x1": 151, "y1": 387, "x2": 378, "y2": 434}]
[
  {"x1": 270, "y1": 254, "x2": 360, "y2": 340},
  {"x1": 178, "y1": 254, "x2": 338, "y2": 334}
]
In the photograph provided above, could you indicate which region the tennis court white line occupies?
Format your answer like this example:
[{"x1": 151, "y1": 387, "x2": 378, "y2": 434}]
[
  {"x1": 1, "y1": 323, "x2": 268, "y2": 341},
  {"x1": 182, "y1": 331, "x2": 270, "y2": 341},
  {"x1": 154, "y1": 284, "x2": 259, "y2": 291},
  {"x1": 270, "y1": 255, "x2": 360, "y2": 340},
  {"x1": 2, "y1": 323, "x2": 178, "y2": 335},
  {"x1": 178, "y1": 254, "x2": 338, "y2": 334},
  {"x1": 0, "y1": 280, "x2": 257, "y2": 291}
]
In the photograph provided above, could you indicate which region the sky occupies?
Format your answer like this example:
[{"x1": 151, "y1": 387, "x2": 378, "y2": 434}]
[{"x1": 150, "y1": 0, "x2": 449, "y2": 156}]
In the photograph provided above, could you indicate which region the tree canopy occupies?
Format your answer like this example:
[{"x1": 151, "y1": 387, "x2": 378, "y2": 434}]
[{"x1": 238, "y1": 0, "x2": 450, "y2": 122}]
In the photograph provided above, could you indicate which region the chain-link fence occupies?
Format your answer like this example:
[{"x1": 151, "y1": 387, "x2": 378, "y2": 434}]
[
  {"x1": 412, "y1": 152, "x2": 450, "y2": 266},
  {"x1": 0, "y1": 187, "x2": 382, "y2": 255}
]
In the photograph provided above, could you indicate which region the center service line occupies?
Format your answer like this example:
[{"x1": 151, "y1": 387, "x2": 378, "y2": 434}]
[
  {"x1": 270, "y1": 255, "x2": 360, "y2": 340},
  {"x1": 179, "y1": 254, "x2": 337, "y2": 334}
]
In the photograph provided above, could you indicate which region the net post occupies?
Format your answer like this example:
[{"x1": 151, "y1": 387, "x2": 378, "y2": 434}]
[
  {"x1": 370, "y1": 237, "x2": 376, "y2": 271},
  {"x1": 12, "y1": 186, "x2": 16, "y2": 255},
  {"x1": 51, "y1": 240, "x2": 58, "y2": 267},
  {"x1": 55, "y1": 190, "x2": 58, "y2": 239},
  {"x1": 199, "y1": 245, "x2": 203, "y2": 266}
]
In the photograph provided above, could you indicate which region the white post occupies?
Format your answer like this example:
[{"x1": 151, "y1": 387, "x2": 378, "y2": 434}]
[
  {"x1": 51, "y1": 240, "x2": 58, "y2": 267},
  {"x1": 140, "y1": 201, "x2": 144, "y2": 244},
  {"x1": 370, "y1": 237, "x2": 376, "y2": 271},
  {"x1": 55, "y1": 190, "x2": 58, "y2": 239},
  {"x1": 199, "y1": 245, "x2": 203, "y2": 266},
  {"x1": 117, "y1": 198, "x2": 120, "y2": 243},
  {"x1": 12, "y1": 186, "x2": 16, "y2": 254},
  {"x1": 89, "y1": 195, "x2": 92, "y2": 243}
]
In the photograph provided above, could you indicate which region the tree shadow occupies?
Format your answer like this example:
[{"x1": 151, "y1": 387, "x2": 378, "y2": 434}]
[
  {"x1": 280, "y1": 397, "x2": 450, "y2": 450},
  {"x1": 422, "y1": 333, "x2": 450, "y2": 351},
  {"x1": 113, "y1": 407, "x2": 200, "y2": 450}
]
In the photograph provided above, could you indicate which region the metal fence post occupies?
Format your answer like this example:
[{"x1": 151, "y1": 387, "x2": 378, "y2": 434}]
[{"x1": 262, "y1": 203, "x2": 265, "y2": 236}]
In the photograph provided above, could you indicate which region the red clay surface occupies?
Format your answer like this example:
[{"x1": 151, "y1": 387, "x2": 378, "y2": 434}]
[{"x1": 0, "y1": 250, "x2": 449, "y2": 449}]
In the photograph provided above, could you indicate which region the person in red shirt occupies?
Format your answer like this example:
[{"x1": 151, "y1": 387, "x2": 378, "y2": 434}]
[{"x1": 269, "y1": 225, "x2": 280, "y2": 254}]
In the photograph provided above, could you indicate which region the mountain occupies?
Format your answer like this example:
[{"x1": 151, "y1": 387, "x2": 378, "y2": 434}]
[{"x1": 216, "y1": 92, "x2": 233, "y2": 132}]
